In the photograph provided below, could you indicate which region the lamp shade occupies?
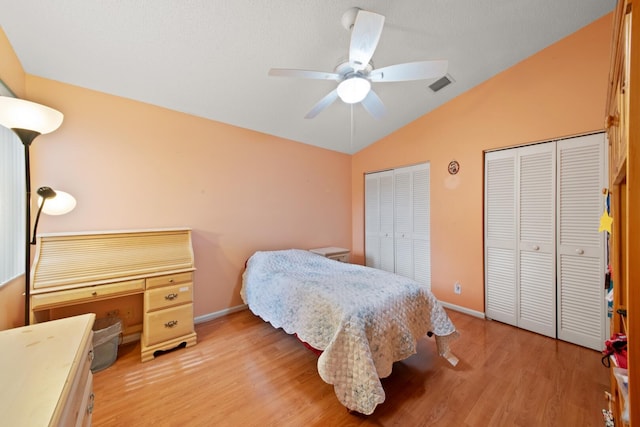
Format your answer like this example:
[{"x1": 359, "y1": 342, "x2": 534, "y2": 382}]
[
  {"x1": 0, "y1": 96, "x2": 63, "y2": 134},
  {"x1": 38, "y1": 190, "x2": 76, "y2": 215},
  {"x1": 337, "y1": 77, "x2": 371, "y2": 104}
]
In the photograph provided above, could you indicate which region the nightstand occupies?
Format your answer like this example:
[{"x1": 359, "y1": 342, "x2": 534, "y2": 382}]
[{"x1": 309, "y1": 247, "x2": 350, "y2": 263}]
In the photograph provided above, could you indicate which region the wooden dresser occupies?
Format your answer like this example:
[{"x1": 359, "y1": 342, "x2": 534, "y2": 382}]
[
  {"x1": 0, "y1": 313, "x2": 96, "y2": 426},
  {"x1": 30, "y1": 228, "x2": 197, "y2": 362},
  {"x1": 605, "y1": 1, "x2": 639, "y2": 424}
]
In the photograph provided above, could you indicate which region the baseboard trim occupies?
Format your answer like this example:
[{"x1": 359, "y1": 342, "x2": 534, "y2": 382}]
[
  {"x1": 193, "y1": 302, "x2": 484, "y2": 325},
  {"x1": 122, "y1": 332, "x2": 141, "y2": 345},
  {"x1": 195, "y1": 304, "x2": 248, "y2": 325},
  {"x1": 439, "y1": 301, "x2": 485, "y2": 319}
]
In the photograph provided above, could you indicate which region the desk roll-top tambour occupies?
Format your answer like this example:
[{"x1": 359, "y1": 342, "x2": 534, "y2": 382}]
[{"x1": 31, "y1": 228, "x2": 197, "y2": 362}]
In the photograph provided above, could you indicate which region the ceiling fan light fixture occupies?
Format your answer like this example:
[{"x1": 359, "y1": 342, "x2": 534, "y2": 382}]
[{"x1": 337, "y1": 77, "x2": 371, "y2": 104}]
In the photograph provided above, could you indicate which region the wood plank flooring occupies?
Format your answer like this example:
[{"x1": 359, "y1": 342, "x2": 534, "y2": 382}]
[{"x1": 91, "y1": 309, "x2": 610, "y2": 427}]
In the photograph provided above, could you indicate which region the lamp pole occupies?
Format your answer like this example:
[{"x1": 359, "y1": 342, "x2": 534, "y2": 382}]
[
  {"x1": 0, "y1": 97, "x2": 64, "y2": 326},
  {"x1": 24, "y1": 142, "x2": 32, "y2": 326},
  {"x1": 14, "y1": 129, "x2": 40, "y2": 326}
]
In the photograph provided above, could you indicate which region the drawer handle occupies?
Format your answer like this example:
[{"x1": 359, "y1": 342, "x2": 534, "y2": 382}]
[
  {"x1": 88, "y1": 349, "x2": 95, "y2": 362},
  {"x1": 165, "y1": 293, "x2": 179, "y2": 301},
  {"x1": 168, "y1": 279, "x2": 175, "y2": 283},
  {"x1": 165, "y1": 320, "x2": 179, "y2": 328},
  {"x1": 87, "y1": 393, "x2": 95, "y2": 415},
  {"x1": 92, "y1": 291, "x2": 98, "y2": 296}
]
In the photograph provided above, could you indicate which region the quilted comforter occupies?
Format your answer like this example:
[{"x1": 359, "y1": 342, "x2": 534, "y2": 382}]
[{"x1": 241, "y1": 249, "x2": 457, "y2": 415}]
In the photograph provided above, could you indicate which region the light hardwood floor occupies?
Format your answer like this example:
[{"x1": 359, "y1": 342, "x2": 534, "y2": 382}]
[{"x1": 92, "y1": 309, "x2": 610, "y2": 427}]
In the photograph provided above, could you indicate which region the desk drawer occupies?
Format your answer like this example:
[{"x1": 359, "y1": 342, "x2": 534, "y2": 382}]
[
  {"x1": 143, "y1": 304, "x2": 193, "y2": 347},
  {"x1": 146, "y1": 272, "x2": 193, "y2": 290},
  {"x1": 32, "y1": 279, "x2": 145, "y2": 310},
  {"x1": 145, "y1": 282, "x2": 193, "y2": 312}
]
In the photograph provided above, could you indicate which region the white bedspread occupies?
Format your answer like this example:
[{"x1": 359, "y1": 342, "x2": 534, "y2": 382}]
[{"x1": 241, "y1": 249, "x2": 457, "y2": 415}]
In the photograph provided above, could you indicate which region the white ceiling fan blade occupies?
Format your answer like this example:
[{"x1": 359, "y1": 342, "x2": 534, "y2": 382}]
[
  {"x1": 369, "y1": 60, "x2": 448, "y2": 82},
  {"x1": 305, "y1": 89, "x2": 339, "y2": 119},
  {"x1": 360, "y1": 90, "x2": 386, "y2": 120},
  {"x1": 349, "y1": 10, "x2": 385, "y2": 71},
  {"x1": 269, "y1": 68, "x2": 341, "y2": 80}
]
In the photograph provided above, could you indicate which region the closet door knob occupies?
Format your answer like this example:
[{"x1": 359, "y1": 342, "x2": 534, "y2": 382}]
[
  {"x1": 576, "y1": 248, "x2": 584, "y2": 255},
  {"x1": 532, "y1": 245, "x2": 540, "y2": 251}
]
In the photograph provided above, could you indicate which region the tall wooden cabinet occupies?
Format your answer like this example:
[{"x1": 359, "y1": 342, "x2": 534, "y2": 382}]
[{"x1": 606, "y1": 1, "x2": 639, "y2": 424}]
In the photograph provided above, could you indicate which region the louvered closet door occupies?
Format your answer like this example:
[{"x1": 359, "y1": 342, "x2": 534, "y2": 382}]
[
  {"x1": 556, "y1": 133, "x2": 606, "y2": 351},
  {"x1": 365, "y1": 171, "x2": 394, "y2": 272},
  {"x1": 485, "y1": 150, "x2": 517, "y2": 326},
  {"x1": 394, "y1": 163, "x2": 431, "y2": 288},
  {"x1": 517, "y1": 143, "x2": 556, "y2": 338},
  {"x1": 412, "y1": 165, "x2": 431, "y2": 287},
  {"x1": 365, "y1": 175, "x2": 381, "y2": 268}
]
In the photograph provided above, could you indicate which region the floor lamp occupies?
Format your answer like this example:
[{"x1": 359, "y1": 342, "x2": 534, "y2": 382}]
[{"x1": 0, "y1": 96, "x2": 64, "y2": 325}]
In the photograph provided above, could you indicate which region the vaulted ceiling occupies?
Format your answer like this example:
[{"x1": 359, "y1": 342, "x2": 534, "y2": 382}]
[{"x1": 0, "y1": 1, "x2": 615, "y2": 154}]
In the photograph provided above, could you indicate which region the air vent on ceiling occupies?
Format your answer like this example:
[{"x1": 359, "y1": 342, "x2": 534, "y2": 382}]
[{"x1": 429, "y1": 74, "x2": 454, "y2": 92}]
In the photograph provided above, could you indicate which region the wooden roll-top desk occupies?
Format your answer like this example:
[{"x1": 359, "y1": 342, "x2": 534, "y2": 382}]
[{"x1": 30, "y1": 228, "x2": 197, "y2": 362}]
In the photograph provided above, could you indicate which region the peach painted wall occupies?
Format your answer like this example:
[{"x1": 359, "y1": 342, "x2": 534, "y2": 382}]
[
  {"x1": 0, "y1": 30, "x2": 352, "y2": 328},
  {"x1": 351, "y1": 14, "x2": 614, "y2": 313},
  {"x1": 25, "y1": 78, "x2": 352, "y2": 320}
]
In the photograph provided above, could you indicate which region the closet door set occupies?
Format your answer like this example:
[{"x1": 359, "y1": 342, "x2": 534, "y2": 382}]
[
  {"x1": 485, "y1": 133, "x2": 606, "y2": 350},
  {"x1": 365, "y1": 163, "x2": 431, "y2": 289},
  {"x1": 363, "y1": 135, "x2": 605, "y2": 351}
]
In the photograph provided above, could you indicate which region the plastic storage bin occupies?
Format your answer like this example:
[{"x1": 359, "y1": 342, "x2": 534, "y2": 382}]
[{"x1": 91, "y1": 317, "x2": 122, "y2": 373}]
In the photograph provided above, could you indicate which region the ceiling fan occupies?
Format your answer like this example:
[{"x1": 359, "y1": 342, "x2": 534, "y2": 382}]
[{"x1": 268, "y1": 7, "x2": 448, "y2": 120}]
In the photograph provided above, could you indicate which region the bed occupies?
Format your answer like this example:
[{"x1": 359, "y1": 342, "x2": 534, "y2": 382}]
[{"x1": 241, "y1": 249, "x2": 458, "y2": 415}]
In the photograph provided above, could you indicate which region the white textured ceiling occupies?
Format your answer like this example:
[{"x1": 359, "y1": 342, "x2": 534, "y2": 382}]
[{"x1": 0, "y1": 1, "x2": 615, "y2": 154}]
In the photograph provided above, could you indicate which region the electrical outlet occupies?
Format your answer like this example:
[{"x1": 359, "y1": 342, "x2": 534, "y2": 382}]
[{"x1": 454, "y1": 281, "x2": 462, "y2": 294}]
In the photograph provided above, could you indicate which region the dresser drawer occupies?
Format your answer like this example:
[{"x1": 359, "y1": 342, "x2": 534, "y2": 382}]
[
  {"x1": 79, "y1": 372, "x2": 95, "y2": 427},
  {"x1": 146, "y1": 272, "x2": 193, "y2": 290},
  {"x1": 58, "y1": 330, "x2": 94, "y2": 426},
  {"x1": 145, "y1": 282, "x2": 193, "y2": 312},
  {"x1": 62, "y1": 370, "x2": 93, "y2": 427},
  {"x1": 143, "y1": 304, "x2": 194, "y2": 346},
  {"x1": 31, "y1": 279, "x2": 145, "y2": 310}
]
